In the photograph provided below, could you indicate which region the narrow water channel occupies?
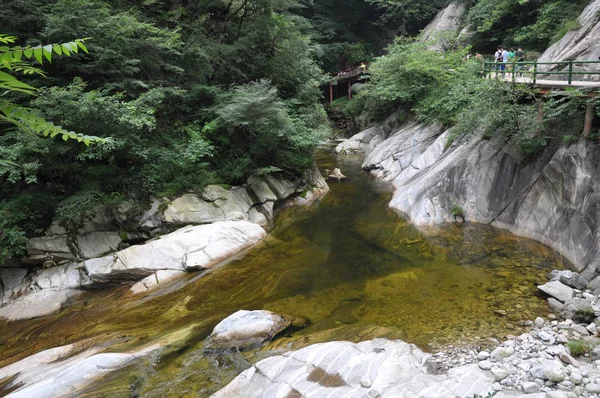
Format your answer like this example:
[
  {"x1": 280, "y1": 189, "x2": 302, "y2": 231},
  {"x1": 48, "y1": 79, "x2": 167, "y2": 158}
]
[{"x1": 0, "y1": 145, "x2": 568, "y2": 397}]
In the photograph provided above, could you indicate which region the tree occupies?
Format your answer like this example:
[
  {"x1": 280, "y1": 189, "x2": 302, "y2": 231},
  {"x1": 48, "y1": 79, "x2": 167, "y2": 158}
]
[{"x1": 0, "y1": 34, "x2": 106, "y2": 145}]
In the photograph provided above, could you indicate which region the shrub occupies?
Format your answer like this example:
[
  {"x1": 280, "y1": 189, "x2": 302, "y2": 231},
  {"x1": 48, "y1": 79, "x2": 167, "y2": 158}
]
[{"x1": 567, "y1": 339, "x2": 589, "y2": 357}]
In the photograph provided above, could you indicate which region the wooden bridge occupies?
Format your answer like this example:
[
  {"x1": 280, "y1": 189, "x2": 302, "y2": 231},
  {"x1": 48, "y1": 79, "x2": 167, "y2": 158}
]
[
  {"x1": 326, "y1": 65, "x2": 367, "y2": 103},
  {"x1": 484, "y1": 60, "x2": 600, "y2": 137}
]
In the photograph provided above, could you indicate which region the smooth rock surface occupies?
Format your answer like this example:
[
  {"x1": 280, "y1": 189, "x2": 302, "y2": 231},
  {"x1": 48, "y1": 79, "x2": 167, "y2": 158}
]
[
  {"x1": 0, "y1": 289, "x2": 82, "y2": 321},
  {"x1": 85, "y1": 221, "x2": 266, "y2": 282},
  {"x1": 129, "y1": 269, "x2": 188, "y2": 294},
  {"x1": 538, "y1": 281, "x2": 575, "y2": 303},
  {"x1": 338, "y1": 123, "x2": 600, "y2": 275},
  {"x1": 205, "y1": 310, "x2": 290, "y2": 350},
  {"x1": 420, "y1": 1, "x2": 467, "y2": 52},
  {"x1": 537, "y1": 0, "x2": 600, "y2": 76},
  {"x1": 214, "y1": 339, "x2": 495, "y2": 398}
]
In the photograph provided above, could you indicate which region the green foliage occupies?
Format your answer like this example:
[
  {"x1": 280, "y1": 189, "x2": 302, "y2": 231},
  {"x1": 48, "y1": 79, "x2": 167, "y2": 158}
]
[
  {"x1": 451, "y1": 204, "x2": 464, "y2": 218},
  {"x1": 567, "y1": 339, "x2": 590, "y2": 357},
  {"x1": 1, "y1": 0, "x2": 333, "y2": 264},
  {"x1": 206, "y1": 80, "x2": 328, "y2": 182},
  {"x1": 0, "y1": 34, "x2": 107, "y2": 146},
  {"x1": 465, "y1": 0, "x2": 589, "y2": 52},
  {"x1": 366, "y1": 39, "x2": 465, "y2": 105},
  {"x1": 42, "y1": 0, "x2": 182, "y2": 93},
  {"x1": 469, "y1": 393, "x2": 496, "y2": 398}
]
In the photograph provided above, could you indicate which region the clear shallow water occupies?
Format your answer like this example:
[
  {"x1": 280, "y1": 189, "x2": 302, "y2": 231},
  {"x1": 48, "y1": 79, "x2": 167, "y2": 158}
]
[{"x1": 0, "y1": 146, "x2": 569, "y2": 397}]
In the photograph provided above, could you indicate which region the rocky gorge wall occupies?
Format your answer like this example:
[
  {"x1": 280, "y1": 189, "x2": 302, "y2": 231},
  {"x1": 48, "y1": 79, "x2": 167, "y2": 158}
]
[{"x1": 336, "y1": 119, "x2": 600, "y2": 289}]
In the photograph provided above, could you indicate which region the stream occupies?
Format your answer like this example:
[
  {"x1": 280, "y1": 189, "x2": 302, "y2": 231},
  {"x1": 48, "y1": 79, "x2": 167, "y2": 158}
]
[{"x1": 0, "y1": 145, "x2": 569, "y2": 397}]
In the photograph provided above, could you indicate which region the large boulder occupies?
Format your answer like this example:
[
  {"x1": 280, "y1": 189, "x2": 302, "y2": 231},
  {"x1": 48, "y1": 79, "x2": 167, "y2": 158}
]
[
  {"x1": 548, "y1": 269, "x2": 589, "y2": 290},
  {"x1": 84, "y1": 221, "x2": 266, "y2": 282},
  {"x1": 204, "y1": 310, "x2": 290, "y2": 351},
  {"x1": 214, "y1": 339, "x2": 494, "y2": 397},
  {"x1": 22, "y1": 167, "x2": 328, "y2": 264}
]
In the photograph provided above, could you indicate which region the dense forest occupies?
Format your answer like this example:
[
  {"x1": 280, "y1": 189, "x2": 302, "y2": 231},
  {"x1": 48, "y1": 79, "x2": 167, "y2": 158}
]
[{"x1": 0, "y1": 0, "x2": 595, "y2": 262}]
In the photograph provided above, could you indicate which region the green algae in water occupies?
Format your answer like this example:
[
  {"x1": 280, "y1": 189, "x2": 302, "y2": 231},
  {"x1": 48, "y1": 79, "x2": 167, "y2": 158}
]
[{"x1": 0, "y1": 146, "x2": 569, "y2": 397}]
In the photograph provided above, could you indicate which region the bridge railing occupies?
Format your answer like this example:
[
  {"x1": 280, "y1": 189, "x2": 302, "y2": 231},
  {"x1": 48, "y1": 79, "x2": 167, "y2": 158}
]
[{"x1": 483, "y1": 60, "x2": 600, "y2": 86}]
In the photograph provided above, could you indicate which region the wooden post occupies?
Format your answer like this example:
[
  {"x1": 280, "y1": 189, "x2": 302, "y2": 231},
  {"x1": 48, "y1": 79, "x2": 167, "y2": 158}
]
[
  {"x1": 348, "y1": 81, "x2": 352, "y2": 100},
  {"x1": 533, "y1": 60, "x2": 537, "y2": 85},
  {"x1": 583, "y1": 103, "x2": 594, "y2": 138},
  {"x1": 329, "y1": 83, "x2": 333, "y2": 104},
  {"x1": 537, "y1": 99, "x2": 544, "y2": 138}
]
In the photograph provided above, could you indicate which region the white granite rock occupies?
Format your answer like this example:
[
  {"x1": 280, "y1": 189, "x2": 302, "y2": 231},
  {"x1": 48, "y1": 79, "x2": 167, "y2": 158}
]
[
  {"x1": 214, "y1": 339, "x2": 495, "y2": 398},
  {"x1": 538, "y1": 281, "x2": 575, "y2": 303},
  {"x1": 85, "y1": 221, "x2": 266, "y2": 281},
  {"x1": 205, "y1": 310, "x2": 290, "y2": 350}
]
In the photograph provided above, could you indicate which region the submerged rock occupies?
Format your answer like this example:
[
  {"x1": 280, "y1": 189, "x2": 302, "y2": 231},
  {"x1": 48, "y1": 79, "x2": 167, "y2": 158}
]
[
  {"x1": 204, "y1": 310, "x2": 290, "y2": 351},
  {"x1": 327, "y1": 168, "x2": 346, "y2": 181}
]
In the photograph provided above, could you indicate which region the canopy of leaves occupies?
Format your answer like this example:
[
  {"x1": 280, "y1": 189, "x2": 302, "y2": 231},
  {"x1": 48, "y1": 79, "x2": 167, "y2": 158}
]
[{"x1": 0, "y1": 0, "x2": 331, "y2": 262}]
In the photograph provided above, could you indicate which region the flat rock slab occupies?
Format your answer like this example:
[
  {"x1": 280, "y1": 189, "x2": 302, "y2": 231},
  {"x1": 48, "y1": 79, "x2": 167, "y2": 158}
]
[
  {"x1": 205, "y1": 310, "x2": 290, "y2": 351},
  {"x1": 538, "y1": 281, "x2": 575, "y2": 303},
  {"x1": 214, "y1": 339, "x2": 495, "y2": 397},
  {"x1": 84, "y1": 221, "x2": 266, "y2": 282},
  {"x1": 0, "y1": 289, "x2": 82, "y2": 321}
]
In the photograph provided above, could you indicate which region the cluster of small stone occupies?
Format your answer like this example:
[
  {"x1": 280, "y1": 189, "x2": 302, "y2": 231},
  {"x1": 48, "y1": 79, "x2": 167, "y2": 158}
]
[{"x1": 429, "y1": 270, "x2": 600, "y2": 397}]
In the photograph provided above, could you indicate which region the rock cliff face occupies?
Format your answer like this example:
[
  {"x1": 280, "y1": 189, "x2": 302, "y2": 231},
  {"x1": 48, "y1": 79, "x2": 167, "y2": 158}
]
[
  {"x1": 338, "y1": 122, "x2": 600, "y2": 286},
  {"x1": 538, "y1": 0, "x2": 600, "y2": 75},
  {"x1": 420, "y1": 1, "x2": 467, "y2": 52}
]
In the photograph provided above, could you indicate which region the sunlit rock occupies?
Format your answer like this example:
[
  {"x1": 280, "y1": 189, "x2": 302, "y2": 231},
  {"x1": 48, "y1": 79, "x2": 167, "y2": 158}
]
[
  {"x1": 205, "y1": 310, "x2": 290, "y2": 351},
  {"x1": 214, "y1": 339, "x2": 495, "y2": 398},
  {"x1": 85, "y1": 221, "x2": 267, "y2": 281}
]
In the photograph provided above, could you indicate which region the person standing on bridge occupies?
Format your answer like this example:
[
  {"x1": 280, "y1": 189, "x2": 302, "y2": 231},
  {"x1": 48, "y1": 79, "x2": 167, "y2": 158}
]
[
  {"x1": 495, "y1": 46, "x2": 505, "y2": 73},
  {"x1": 515, "y1": 47, "x2": 525, "y2": 77},
  {"x1": 502, "y1": 47, "x2": 510, "y2": 74}
]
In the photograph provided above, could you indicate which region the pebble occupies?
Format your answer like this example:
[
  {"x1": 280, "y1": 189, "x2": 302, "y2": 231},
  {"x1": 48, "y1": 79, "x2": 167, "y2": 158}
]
[
  {"x1": 523, "y1": 381, "x2": 540, "y2": 393},
  {"x1": 586, "y1": 383, "x2": 600, "y2": 393},
  {"x1": 477, "y1": 351, "x2": 490, "y2": 361},
  {"x1": 587, "y1": 323, "x2": 597, "y2": 335},
  {"x1": 478, "y1": 360, "x2": 493, "y2": 370},
  {"x1": 492, "y1": 366, "x2": 509, "y2": 381}
]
